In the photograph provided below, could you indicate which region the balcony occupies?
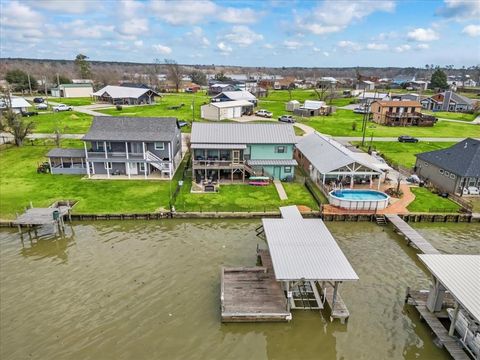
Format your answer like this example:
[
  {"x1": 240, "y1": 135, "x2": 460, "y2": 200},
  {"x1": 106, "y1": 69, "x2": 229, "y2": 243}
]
[
  {"x1": 86, "y1": 151, "x2": 145, "y2": 161},
  {"x1": 192, "y1": 159, "x2": 245, "y2": 169}
]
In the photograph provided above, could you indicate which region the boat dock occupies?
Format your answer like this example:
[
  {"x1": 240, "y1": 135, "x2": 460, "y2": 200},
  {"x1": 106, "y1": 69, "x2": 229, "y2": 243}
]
[
  {"x1": 322, "y1": 283, "x2": 350, "y2": 323},
  {"x1": 385, "y1": 214, "x2": 440, "y2": 254},
  {"x1": 13, "y1": 205, "x2": 71, "y2": 238}
]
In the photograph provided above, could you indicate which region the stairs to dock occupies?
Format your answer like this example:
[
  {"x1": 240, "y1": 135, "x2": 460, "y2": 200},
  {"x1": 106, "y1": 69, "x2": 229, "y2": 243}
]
[{"x1": 375, "y1": 215, "x2": 387, "y2": 225}]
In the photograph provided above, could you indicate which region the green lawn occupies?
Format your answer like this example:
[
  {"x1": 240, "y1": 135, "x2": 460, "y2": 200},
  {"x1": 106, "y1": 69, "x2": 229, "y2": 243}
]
[
  {"x1": 0, "y1": 140, "x2": 178, "y2": 219},
  {"x1": 355, "y1": 141, "x2": 455, "y2": 169},
  {"x1": 48, "y1": 97, "x2": 95, "y2": 106},
  {"x1": 298, "y1": 110, "x2": 480, "y2": 138},
  {"x1": 423, "y1": 110, "x2": 477, "y2": 122},
  {"x1": 31, "y1": 111, "x2": 93, "y2": 134},
  {"x1": 407, "y1": 187, "x2": 461, "y2": 213}
]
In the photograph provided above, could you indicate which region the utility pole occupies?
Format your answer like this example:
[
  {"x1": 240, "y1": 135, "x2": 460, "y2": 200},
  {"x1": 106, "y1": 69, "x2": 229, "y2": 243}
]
[
  {"x1": 192, "y1": 96, "x2": 195, "y2": 122},
  {"x1": 44, "y1": 76, "x2": 49, "y2": 105},
  {"x1": 27, "y1": 73, "x2": 32, "y2": 95},
  {"x1": 56, "y1": 73, "x2": 60, "y2": 87}
]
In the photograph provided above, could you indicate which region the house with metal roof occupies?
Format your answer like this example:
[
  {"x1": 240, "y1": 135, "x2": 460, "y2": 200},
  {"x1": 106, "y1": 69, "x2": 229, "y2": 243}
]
[
  {"x1": 420, "y1": 91, "x2": 474, "y2": 112},
  {"x1": 200, "y1": 100, "x2": 254, "y2": 121},
  {"x1": 212, "y1": 90, "x2": 257, "y2": 105},
  {"x1": 47, "y1": 116, "x2": 182, "y2": 179},
  {"x1": 92, "y1": 85, "x2": 159, "y2": 105},
  {"x1": 295, "y1": 132, "x2": 383, "y2": 189},
  {"x1": 190, "y1": 123, "x2": 297, "y2": 191},
  {"x1": 293, "y1": 100, "x2": 334, "y2": 117},
  {"x1": 51, "y1": 83, "x2": 93, "y2": 98},
  {"x1": 414, "y1": 138, "x2": 480, "y2": 195}
]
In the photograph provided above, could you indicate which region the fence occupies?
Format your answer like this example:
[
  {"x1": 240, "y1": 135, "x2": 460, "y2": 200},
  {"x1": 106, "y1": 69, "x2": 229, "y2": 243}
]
[{"x1": 170, "y1": 153, "x2": 192, "y2": 210}]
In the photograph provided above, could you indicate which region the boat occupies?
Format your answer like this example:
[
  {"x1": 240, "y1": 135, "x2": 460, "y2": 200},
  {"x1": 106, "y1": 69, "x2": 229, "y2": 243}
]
[
  {"x1": 447, "y1": 307, "x2": 480, "y2": 358},
  {"x1": 249, "y1": 176, "x2": 270, "y2": 186}
]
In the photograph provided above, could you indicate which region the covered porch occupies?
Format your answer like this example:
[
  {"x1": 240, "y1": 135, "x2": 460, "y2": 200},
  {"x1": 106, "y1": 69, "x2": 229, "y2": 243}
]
[
  {"x1": 46, "y1": 148, "x2": 87, "y2": 175},
  {"x1": 311, "y1": 161, "x2": 384, "y2": 190}
]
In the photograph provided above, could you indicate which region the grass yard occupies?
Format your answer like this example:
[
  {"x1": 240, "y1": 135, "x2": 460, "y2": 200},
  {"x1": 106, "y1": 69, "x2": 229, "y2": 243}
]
[
  {"x1": 30, "y1": 111, "x2": 93, "y2": 133},
  {"x1": 299, "y1": 110, "x2": 480, "y2": 138},
  {"x1": 423, "y1": 110, "x2": 477, "y2": 122},
  {"x1": 355, "y1": 141, "x2": 455, "y2": 169},
  {"x1": 48, "y1": 97, "x2": 95, "y2": 106},
  {"x1": 407, "y1": 187, "x2": 461, "y2": 213},
  {"x1": 0, "y1": 140, "x2": 179, "y2": 219}
]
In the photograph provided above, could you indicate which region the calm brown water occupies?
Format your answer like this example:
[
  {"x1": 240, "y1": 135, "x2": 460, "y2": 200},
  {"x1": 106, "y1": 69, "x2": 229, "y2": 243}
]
[{"x1": 0, "y1": 220, "x2": 479, "y2": 360}]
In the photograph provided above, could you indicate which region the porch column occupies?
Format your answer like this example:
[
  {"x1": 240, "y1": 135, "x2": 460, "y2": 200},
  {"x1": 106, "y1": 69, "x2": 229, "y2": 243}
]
[
  {"x1": 48, "y1": 158, "x2": 52, "y2": 175},
  {"x1": 125, "y1": 141, "x2": 129, "y2": 159},
  {"x1": 83, "y1": 142, "x2": 90, "y2": 176},
  {"x1": 60, "y1": 157, "x2": 63, "y2": 167},
  {"x1": 80, "y1": 157, "x2": 84, "y2": 168},
  {"x1": 377, "y1": 175, "x2": 381, "y2": 190},
  {"x1": 142, "y1": 142, "x2": 146, "y2": 159},
  {"x1": 144, "y1": 162, "x2": 148, "y2": 179},
  {"x1": 85, "y1": 160, "x2": 91, "y2": 178},
  {"x1": 70, "y1": 157, "x2": 73, "y2": 167},
  {"x1": 350, "y1": 175, "x2": 354, "y2": 189},
  {"x1": 104, "y1": 141, "x2": 108, "y2": 159},
  {"x1": 369, "y1": 174, "x2": 373, "y2": 189},
  {"x1": 126, "y1": 162, "x2": 130, "y2": 179},
  {"x1": 448, "y1": 302, "x2": 460, "y2": 336},
  {"x1": 168, "y1": 142, "x2": 173, "y2": 179},
  {"x1": 322, "y1": 173, "x2": 326, "y2": 185}
]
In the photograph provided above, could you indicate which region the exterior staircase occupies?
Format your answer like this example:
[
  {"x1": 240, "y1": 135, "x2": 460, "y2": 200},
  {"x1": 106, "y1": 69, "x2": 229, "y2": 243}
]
[
  {"x1": 145, "y1": 151, "x2": 167, "y2": 171},
  {"x1": 375, "y1": 214, "x2": 387, "y2": 225}
]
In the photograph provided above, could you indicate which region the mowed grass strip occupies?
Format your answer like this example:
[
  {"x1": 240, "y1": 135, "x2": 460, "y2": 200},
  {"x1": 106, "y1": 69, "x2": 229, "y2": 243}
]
[
  {"x1": 354, "y1": 141, "x2": 455, "y2": 168},
  {"x1": 407, "y1": 187, "x2": 461, "y2": 213},
  {"x1": 31, "y1": 111, "x2": 93, "y2": 134}
]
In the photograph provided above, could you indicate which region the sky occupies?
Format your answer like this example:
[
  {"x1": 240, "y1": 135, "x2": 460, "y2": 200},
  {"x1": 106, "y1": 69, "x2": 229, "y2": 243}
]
[{"x1": 1, "y1": 0, "x2": 479, "y2": 68}]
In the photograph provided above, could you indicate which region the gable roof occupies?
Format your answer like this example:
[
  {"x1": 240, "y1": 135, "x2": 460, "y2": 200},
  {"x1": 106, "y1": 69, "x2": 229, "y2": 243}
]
[
  {"x1": 303, "y1": 100, "x2": 325, "y2": 110},
  {"x1": 9, "y1": 97, "x2": 31, "y2": 108},
  {"x1": 191, "y1": 123, "x2": 296, "y2": 144},
  {"x1": 296, "y1": 132, "x2": 382, "y2": 174},
  {"x1": 214, "y1": 90, "x2": 256, "y2": 101},
  {"x1": 415, "y1": 138, "x2": 480, "y2": 177},
  {"x1": 92, "y1": 85, "x2": 158, "y2": 99},
  {"x1": 206, "y1": 100, "x2": 253, "y2": 108},
  {"x1": 83, "y1": 116, "x2": 179, "y2": 142},
  {"x1": 372, "y1": 100, "x2": 422, "y2": 107}
]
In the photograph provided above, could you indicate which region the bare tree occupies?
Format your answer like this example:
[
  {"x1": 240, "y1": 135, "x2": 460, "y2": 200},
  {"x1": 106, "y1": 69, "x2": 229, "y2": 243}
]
[
  {"x1": 0, "y1": 92, "x2": 35, "y2": 146},
  {"x1": 163, "y1": 59, "x2": 183, "y2": 93}
]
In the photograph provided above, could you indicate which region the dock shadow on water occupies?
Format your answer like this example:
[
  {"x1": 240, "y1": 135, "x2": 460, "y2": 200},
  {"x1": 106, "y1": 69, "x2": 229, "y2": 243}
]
[{"x1": 1, "y1": 219, "x2": 477, "y2": 360}]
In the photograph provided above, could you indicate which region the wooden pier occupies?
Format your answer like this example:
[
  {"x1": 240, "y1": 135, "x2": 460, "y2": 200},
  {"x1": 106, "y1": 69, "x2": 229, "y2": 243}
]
[
  {"x1": 406, "y1": 289, "x2": 471, "y2": 360},
  {"x1": 385, "y1": 214, "x2": 440, "y2": 254},
  {"x1": 322, "y1": 283, "x2": 350, "y2": 324},
  {"x1": 13, "y1": 205, "x2": 71, "y2": 238}
]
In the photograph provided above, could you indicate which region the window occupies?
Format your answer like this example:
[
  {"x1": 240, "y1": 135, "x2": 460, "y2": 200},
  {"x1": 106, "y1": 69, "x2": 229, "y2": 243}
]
[
  {"x1": 104, "y1": 162, "x2": 112, "y2": 170},
  {"x1": 139, "y1": 163, "x2": 146, "y2": 172},
  {"x1": 276, "y1": 146, "x2": 286, "y2": 153},
  {"x1": 98, "y1": 142, "x2": 111, "y2": 151},
  {"x1": 284, "y1": 166, "x2": 292, "y2": 173},
  {"x1": 154, "y1": 142, "x2": 165, "y2": 150}
]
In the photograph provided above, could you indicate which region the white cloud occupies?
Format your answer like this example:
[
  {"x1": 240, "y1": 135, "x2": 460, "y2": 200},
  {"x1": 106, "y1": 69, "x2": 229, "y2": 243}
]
[
  {"x1": 394, "y1": 44, "x2": 412, "y2": 53},
  {"x1": 436, "y1": 0, "x2": 480, "y2": 20},
  {"x1": 29, "y1": 0, "x2": 93, "y2": 14},
  {"x1": 152, "y1": 44, "x2": 172, "y2": 54},
  {"x1": 407, "y1": 28, "x2": 439, "y2": 42},
  {"x1": 283, "y1": 40, "x2": 302, "y2": 50},
  {"x1": 372, "y1": 31, "x2": 398, "y2": 41},
  {"x1": 263, "y1": 43, "x2": 274, "y2": 49},
  {"x1": 1, "y1": 1, "x2": 43, "y2": 28},
  {"x1": 416, "y1": 43, "x2": 430, "y2": 49},
  {"x1": 323, "y1": 51, "x2": 330, "y2": 57},
  {"x1": 223, "y1": 26, "x2": 263, "y2": 46},
  {"x1": 134, "y1": 40, "x2": 143, "y2": 47},
  {"x1": 462, "y1": 24, "x2": 480, "y2": 37},
  {"x1": 119, "y1": 18, "x2": 149, "y2": 36},
  {"x1": 186, "y1": 27, "x2": 210, "y2": 47},
  {"x1": 366, "y1": 43, "x2": 388, "y2": 51},
  {"x1": 296, "y1": 0, "x2": 395, "y2": 35},
  {"x1": 217, "y1": 42, "x2": 232, "y2": 54},
  {"x1": 218, "y1": 7, "x2": 258, "y2": 24},
  {"x1": 337, "y1": 40, "x2": 363, "y2": 51}
]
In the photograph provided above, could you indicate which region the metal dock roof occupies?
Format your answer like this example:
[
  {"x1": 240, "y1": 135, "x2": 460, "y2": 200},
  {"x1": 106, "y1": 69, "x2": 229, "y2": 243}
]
[
  {"x1": 262, "y1": 217, "x2": 359, "y2": 282},
  {"x1": 418, "y1": 254, "x2": 480, "y2": 323}
]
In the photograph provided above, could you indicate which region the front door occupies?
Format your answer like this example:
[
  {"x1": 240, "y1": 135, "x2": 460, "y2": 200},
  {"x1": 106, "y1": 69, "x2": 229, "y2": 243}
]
[
  {"x1": 232, "y1": 150, "x2": 240, "y2": 164},
  {"x1": 129, "y1": 162, "x2": 138, "y2": 175}
]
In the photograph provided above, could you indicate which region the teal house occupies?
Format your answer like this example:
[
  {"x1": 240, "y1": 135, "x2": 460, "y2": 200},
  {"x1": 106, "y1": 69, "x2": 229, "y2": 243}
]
[{"x1": 191, "y1": 123, "x2": 297, "y2": 191}]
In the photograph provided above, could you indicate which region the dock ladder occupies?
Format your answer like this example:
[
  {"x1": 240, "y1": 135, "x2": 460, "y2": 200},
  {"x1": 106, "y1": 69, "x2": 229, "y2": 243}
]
[{"x1": 375, "y1": 214, "x2": 387, "y2": 226}]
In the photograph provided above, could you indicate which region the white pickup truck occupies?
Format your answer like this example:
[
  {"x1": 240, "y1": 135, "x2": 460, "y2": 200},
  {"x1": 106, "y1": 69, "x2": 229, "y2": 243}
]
[{"x1": 52, "y1": 104, "x2": 73, "y2": 112}]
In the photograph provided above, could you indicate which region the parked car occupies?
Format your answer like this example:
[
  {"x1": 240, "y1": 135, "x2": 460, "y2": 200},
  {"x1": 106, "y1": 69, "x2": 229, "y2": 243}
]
[
  {"x1": 21, "y1": 110, "x2": 38, "y2": 117},
  {"x1": 353, "y1": 107, "x2": 368, "y2": 114},
  {"x1": 52, "y1": 104, "x2": 73, "y2": 112},
  {"x1": 278, "y1": 115, "x2": 295, "y2": 123},
  {"x1": 398, "y1": 135, "x2": 419, "y2": 143},
  {"x1": 178, "y1": 121, "x2": 188, "y2": 128},
  {"x1": 255, "y1": 109, "x2": 273, "y2": 118},
  {"x1": 33, "y1": 97, "x2": 44, "y2": 103},
  {"x1": 35, "y1": 103, "x2": 48, "y2": 110},
  {"x1": 467, "y1": 186, "x2": 479, "y2": 195}
]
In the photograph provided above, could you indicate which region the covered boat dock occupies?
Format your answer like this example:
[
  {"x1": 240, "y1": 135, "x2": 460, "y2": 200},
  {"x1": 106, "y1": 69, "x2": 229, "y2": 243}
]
[
  {"x1": 407, "y1": 254, "x2": 479, "y2": 360},
  {"x1": 221, "y1": 206, "x2": 359, "y2": 323}
]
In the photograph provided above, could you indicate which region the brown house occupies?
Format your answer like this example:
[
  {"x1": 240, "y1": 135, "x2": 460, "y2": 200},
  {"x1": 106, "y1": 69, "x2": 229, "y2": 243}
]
[{"x1": 370, "y1": 100, "x2": 436, "y2": 127}]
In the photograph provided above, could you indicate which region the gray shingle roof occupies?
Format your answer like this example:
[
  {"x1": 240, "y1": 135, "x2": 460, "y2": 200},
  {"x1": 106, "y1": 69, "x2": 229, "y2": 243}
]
[
  {"x1": 247, "y1": 159, "x2": 298, "y2": 166},
  {"x1": 47, "y1": 148, "x2": 85, "y2": 158},
  {"x1": 415, "y1": 138, "x2": 480, "y2": 177},
  {"x1": 83, "y1": 116, "x2": 179, "y2": 142},
  {"x1": 296, "y1": 132, "x2": 381, "y2": 174},
  {"x1": 191, "y1": 123, "x2": 296, "y2": 144}
]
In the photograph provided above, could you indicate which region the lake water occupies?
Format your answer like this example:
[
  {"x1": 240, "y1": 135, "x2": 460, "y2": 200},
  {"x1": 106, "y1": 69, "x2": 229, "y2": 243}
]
[{"x1": 0, "y1": 220, "x2": 479, "y2": 360}]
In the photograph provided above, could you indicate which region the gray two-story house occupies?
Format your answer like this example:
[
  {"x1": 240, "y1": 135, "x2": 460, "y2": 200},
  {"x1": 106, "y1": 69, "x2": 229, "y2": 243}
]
[{"x1": 47, "y1": 116, "x2": 182, "y2": 180}]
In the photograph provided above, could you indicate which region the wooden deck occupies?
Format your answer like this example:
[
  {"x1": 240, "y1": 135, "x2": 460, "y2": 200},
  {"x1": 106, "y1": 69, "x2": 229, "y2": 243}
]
[
  {"x1": 13, "y1": 206, "x2": 70, "y2": 226},
  {"x1": 323, "y1": 283, "x2": 350, "y2": 324},
  {"x1": 385, "y1": 214, "x2": 440, "y2": 254},
  {"x1": 415, "y1": 305, "x2": 470, "y2": 360},
  {"x1": 406, "y1": 289, "x2": 471, "y2": 360},
  {"x1": 221, "y1": 266, "x2": 290, "y2": 322}
]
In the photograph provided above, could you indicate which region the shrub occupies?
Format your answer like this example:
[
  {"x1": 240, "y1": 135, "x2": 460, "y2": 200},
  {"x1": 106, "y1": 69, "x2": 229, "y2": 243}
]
[
  {"x1": 116, "y1": 105, "x2": 122, "y2": 111},
  {"x1": 351, "y1": 121, "x2": 357, "y2": 131}
]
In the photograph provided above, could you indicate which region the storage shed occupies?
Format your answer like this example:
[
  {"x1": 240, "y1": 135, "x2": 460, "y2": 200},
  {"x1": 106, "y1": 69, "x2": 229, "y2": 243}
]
[
  {"x1": 200, "y1": 100, "x2": 254, "y2": 121},
  {"x1": 285, "y1": 100, "x2": 300, "y2": 112}
]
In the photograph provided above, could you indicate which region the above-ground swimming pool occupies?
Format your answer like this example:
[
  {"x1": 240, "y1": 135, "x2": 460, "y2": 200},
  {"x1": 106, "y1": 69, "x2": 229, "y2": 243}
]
[{"x1": 329, "y1": 189, "x2": 390, "y2": 210}]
